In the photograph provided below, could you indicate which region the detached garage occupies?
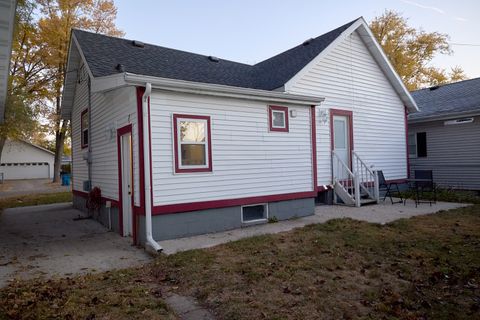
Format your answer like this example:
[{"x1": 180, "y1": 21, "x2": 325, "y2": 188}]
[{"x1": 0, "y1": 139, "x2": 55, "y2": 180}]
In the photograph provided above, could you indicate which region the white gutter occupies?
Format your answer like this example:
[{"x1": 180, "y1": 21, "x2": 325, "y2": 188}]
[
  {"x1": 142, "y1": 82, "x2": 162, "y2": 253},
  {"x1": 123, "y1": 73, "x2": 325, "y2": 106}
]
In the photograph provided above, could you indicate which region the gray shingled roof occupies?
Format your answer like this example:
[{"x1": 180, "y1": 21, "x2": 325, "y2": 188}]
[
  {"x1": 73, "y1": 19, "x2": 357, "y2": 91},
  {"x1": 410, "y1": 77, "x2": 480, "y2": 121}
]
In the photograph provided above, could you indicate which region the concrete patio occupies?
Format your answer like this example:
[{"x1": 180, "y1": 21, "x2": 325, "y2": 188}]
[
  {"x1": 158, "y1": 199, "x2": 469, "y2": 254},
  {"x1": 0, "y1": 203, "x2": 150, "y2": 288}
]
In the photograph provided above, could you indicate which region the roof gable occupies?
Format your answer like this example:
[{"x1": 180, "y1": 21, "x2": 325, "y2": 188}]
[
  {"x1": 72, "y1": 19, "x2": 356, "y2": 91},
  {"x1": 410, "y1": 77, "x2": 480, "y2": 122},
  {"x1": 63, "y1": 17, "x2": 417, "y2": 114}
]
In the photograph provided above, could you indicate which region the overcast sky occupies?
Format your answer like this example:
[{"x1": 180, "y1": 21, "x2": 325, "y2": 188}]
[{"x1": 114, "y1": 0, "x2": 480, "y2": 79}]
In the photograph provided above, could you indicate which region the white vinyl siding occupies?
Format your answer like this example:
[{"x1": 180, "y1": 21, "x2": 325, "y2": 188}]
[
  {"x1": 71, "y1": 64, "x2": 89, "y2": 192},
  {"x1": 90, "y1": 86, "x2": 140, "y2": 204},
  {"x1": 149, "y1": 91, "x2": 313, "y2": 206},
  {"x1": 286, "y1": 30, "x2": 407, "y2": 184},
  {"x1": 70, "y1": 61, "x2": 140, "y2": 204}
]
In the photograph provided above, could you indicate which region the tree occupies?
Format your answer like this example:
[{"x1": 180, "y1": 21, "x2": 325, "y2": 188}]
[
  {"x1": 36, "y1": 0, "x2": 124, "y2": 182},
  {"x1": 0, "y1": 0, "x2": 46, "y2": 161},
  {"x1": 369, "y1": 10, "x2": 467, "y2": 91}
]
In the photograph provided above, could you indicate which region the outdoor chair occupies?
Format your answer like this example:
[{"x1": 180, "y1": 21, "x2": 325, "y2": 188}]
[
  {"x1": 409, "y1": 170, "x2": 437, "y2": 206},
  {"x1": 377, "y1": 170, "x2": 403, "y2": 204}
]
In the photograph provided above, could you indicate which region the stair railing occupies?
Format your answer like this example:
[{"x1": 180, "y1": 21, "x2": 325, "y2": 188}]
[
  {"x1": 332, "y1": 150, "x2": 358, "y2": 206},
  {"x1": 352, "y1": 151, "x2": 380, "y2": 203}
]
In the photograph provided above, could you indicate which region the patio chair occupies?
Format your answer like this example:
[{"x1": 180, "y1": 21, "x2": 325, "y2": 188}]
[
  {"x1": 411, "y1": 170, "x2": 437, "y2": 206},
  {"x1": 377, "y1": 170, "x2": 403, "y2": 204}
]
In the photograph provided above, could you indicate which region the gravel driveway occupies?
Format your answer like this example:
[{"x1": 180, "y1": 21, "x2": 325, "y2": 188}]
[{"x1": 0, "y1": 203, "x2": 150, "y2": 288}]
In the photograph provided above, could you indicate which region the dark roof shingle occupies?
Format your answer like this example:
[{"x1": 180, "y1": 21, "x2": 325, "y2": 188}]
[
  {"x1": 73, "y1": 19, "x2": 357, "y2": 91},
  {"x1": 410, "y1": 77, "x2": 480, "y2": 120}
]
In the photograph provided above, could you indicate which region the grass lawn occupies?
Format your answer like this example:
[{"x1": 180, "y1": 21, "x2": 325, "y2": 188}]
[
  {"x1": 0, "y1": 192, "x2": 72, "y2": 211},
  {"x1": 1, "y1": 204, "x2": 479, "y2": 319}
]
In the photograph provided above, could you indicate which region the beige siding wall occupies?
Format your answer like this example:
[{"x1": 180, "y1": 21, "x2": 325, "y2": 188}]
[
  {"x1": 149, "y1": 91, "x2": 313, "y2": 206},
  {"x1": 409, "y1": 117, "x2": 480, "y2": 190},
  {"x1": 286, "y1": 30, "x2": 407, "y2": 185}
]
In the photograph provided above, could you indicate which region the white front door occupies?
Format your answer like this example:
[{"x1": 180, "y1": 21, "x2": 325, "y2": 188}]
[
  {"x1": 333, "y1": 115, "x2": 350, "y2": 179},
  {"x1": 120, "y1": 132, "x2": 133, "y2": 237}
]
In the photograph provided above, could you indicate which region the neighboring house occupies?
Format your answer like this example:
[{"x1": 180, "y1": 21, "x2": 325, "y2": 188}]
[
  {"x1": 62, "y1": 17, "x2": 417, "y2": 249},
  {"x1": 0, "y1": 139, "x2": 55, "y2": 180},
  {"x1": 409, "y1": 77, "x2": 480, "y2": 191},
  {"x1": 0, "y1": 0, "x2": 17, "y2": 123}
]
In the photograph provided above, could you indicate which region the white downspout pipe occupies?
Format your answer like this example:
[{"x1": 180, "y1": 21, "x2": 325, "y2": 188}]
[{"x1": 142, "y1": 83, "x2": 162, "y2": 253}]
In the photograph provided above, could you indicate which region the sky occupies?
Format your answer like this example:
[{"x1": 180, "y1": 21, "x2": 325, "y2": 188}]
[{"x1": 113, "y1": 0, "x2": 480, "y2": 79}]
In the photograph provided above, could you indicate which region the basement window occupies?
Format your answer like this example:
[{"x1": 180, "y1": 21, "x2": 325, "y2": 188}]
[
  {"x1": 241, "y1": 204, "x2": 268, "y2": 223},
  {"x1": 81, "y1": 109, "x2": 89, "y2": 148},
  {"x1": 173, "y1": 114, "x2": 212, "y2": 173},
  {"x1": 268, "y1": 105, "x2": 289, "y2": 132}
]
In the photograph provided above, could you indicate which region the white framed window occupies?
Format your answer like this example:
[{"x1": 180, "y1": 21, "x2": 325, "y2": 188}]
[
  {"x1": 173, "y1": 114, "x2": 212, "y2": 173},
  {"x1": 241, "y1": 203, "x2": 268, "y2": 223},
  {"x1": 408, "y1": 132, "x2": 427, "y2": 158},
  {"x1": 268, "y1": 105, "x2": 289, "y2": 132}
]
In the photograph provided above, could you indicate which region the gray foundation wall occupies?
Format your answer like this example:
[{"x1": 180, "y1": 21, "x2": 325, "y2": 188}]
[
  {"x1": 138, "y1": 197, "x2": 315, "y2": 243},
  {"x1": 73, "y1": 194, "x2": 120, "y2": 234}
]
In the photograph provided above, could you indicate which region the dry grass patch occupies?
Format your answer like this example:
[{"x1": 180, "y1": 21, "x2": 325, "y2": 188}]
[
  {"x1": 153, "y1": 205, "x2": 480, "y2": 320},
  {"x1": 0, "y1": 268, "x2": 176, "y2": 320},
  {"x1": 0, "y1": 192, "x2": 72, "y2": 211}
]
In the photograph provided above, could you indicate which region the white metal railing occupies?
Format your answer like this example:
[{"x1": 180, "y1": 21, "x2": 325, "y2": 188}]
[
  {"x1": 352, "y1": 151, "x2": 380, "y2": 203},
  {"x1": 332, "y1": 150, "x2": 358, "y2": 206}
]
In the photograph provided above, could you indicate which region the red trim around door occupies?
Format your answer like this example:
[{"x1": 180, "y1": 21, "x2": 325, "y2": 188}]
[
  {"x1": 404, "y1": 106, "x2": 410, "y2": 179},
  {"x1": 172, "y1": 113, "x2": 213, "y2": 173},
  {"x1": 136, "y1": 87, "x2": 146, "y2": 213},
  {"x1": 151, "y1": 191, "x2": 316, "y2": 215},
  {"x1": 310, "y1": 106, "x2": 318, "y2": 192},
  {"x1": 117, "y1": 124, "x2": 133, "y2": 238},
  {"x1": 330, "y1": 108, "x2": 354, "y2": 168}
]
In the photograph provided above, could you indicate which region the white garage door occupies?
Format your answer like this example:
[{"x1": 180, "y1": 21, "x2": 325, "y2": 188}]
[{"x1": 0, "y1": 162, "x2": 50, "y2": 180}]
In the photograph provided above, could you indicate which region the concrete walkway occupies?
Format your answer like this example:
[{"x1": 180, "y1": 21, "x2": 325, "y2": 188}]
[
  {"x1": 0, "y1": 203, "x2": 150, "y2": 288},
  {"x1": 158, "y1": 200, "x2": 469, "y2": 254}
]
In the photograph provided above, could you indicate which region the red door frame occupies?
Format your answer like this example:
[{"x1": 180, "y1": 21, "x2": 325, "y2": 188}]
[
  {"x1": 330, "y1": 108, "x2": 354, "y2": 169},
  {"x1": 117, "y1": 124, "x2": 136, "y2": 243}
]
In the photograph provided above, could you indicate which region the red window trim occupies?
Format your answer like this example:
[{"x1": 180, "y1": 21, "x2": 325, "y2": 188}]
[
  {"x1": 268, "y1": 105, "x2": 289, "y2": 132},
  {"x1": 80, "y1": 108, "x2": 89, "y2": 149},
  {"x1": 173, "y1": 113, "x2": 213, "y2": 173}
]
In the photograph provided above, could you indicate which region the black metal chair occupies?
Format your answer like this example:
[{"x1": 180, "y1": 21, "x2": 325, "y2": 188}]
[
  {"x1": 377, "y1": 170, "x2": 403, "y2": 204},
  {"x1": 411, "y1": 170, "x2": 437, "y2": 206}
]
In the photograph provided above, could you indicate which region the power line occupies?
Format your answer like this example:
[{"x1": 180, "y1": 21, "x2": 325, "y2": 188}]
[{"x1": 449, "y1": 42, "x2": 480, "y2": 47}]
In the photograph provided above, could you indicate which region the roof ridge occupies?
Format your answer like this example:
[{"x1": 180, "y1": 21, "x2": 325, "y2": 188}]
[
  {"x1": 72, "y1": 28, "x2": 253, "y2": 67},
  {"x1": 253, "y1": 17, "x2": 360, "y2": 68}
]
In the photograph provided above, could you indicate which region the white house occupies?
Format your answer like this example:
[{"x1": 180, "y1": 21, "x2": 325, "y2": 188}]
[
  {"x1": 0, "y1": 139, "x2": 55, "y2": 180},
  {"x1": 61, "y1": 17, "x2": 417, "y2": 251}
]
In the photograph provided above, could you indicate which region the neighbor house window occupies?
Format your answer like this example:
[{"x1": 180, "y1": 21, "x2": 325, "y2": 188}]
[
  {"x1": 409, "y1": 132, "x2": 427, "y2": 158},
  {"x1": 173, "y1": 114, "x2": 212, "y2": 173},
  {"x1": 81, "y1": 109, "x2": 89, "y2": 148},
  {"x1": 268, "y1": 105, "x2": 289, "y2": 132},
  {"x1": 416, "y1": 132, "x2": 427, "y2": 157}
]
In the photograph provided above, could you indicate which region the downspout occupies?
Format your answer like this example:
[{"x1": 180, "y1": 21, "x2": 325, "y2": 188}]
[{"x1": 142, "y1": 83, "x2": 162, "y2": 253}]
